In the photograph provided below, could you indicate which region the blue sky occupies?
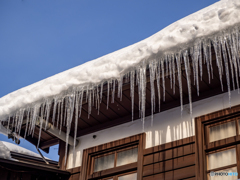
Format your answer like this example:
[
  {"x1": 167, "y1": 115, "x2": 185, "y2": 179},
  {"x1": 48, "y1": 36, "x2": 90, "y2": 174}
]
[{"x1": 0, "y1": 0, "x2": 219, "y2": 161}]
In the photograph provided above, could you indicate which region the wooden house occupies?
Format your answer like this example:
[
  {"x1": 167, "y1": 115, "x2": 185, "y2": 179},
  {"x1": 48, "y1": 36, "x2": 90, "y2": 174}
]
[{"x1": 1, "y1": 0, "x2": 240, "y2": 179}]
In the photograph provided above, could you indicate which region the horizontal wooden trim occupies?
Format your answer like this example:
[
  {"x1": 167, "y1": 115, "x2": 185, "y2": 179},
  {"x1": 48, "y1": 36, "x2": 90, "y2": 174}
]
[
  {"x1": 184, "y1": 177, "x2": 196, "y2": 180},
  {"x1": 67, "y1": 166, "x2": 81, "y2": 174},
  {"x1": 196, "y1": 104, "x2": 240, "y2": 124},
  {"x1": 39, "y1": 138, "x2": 59, "y2": 150},
  {"x1": 142, "y1": 165, "x2": 195, "y2": 180},
  {"x1": 143, "y1": 143, "x2": 195, "y2": 165},
  {"x1": 207, "y1": 164, "x2": 237, "y2": 173},
  {"x1": 10, "y1": 151, "x2": 58, "y2": 166},
  {"x1": 87, "y1": 162, "x2": 137, "y2": 180},
  {"x1": 205, "y1": 136, "x2": 240, "y2": 151},
  {"x1": 86, "y1": 134, "x2": 142, "y2": 155},
  {"x1": 70, "y1": 173, "x2": 81, "y2": 180},
  {"x1": 0, "y1": 157, "x2": 70, "y2": 175},
  {"x1": 144, "y1": 136, "x2": 195, "y2": 155},
  {"x1": 143, "y1": 154, "x2": 195, "y2": 177}
]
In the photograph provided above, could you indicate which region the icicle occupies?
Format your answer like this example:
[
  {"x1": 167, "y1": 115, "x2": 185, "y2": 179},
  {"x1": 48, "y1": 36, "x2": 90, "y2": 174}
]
[
  {"x1": 165, "y1": 57, "x2": 169, "y2": 79},
  {"x1": 226, "y1": 34, "x2": 236, "y2": 91},
  {"x1": 63, "y1": 99, "x2": 68, "y2": 126},
  {"x1": 88, "y1": 89, "x2": 92, "y2": 118},
  {"x1": 73, "y1": 91, "x2": 80, "y2": 161},
  {"x1": 92, "y1": 88, "x2": 95, "y2": 108},
  {"x1": 228, "y1": 33, "x2": 240, "y2": 92},
  {"x1": 176, "y1": 53, "x2": 183, "y2": 113},
  {"x1": 45, "y1": 100, "x2": 51, "y2": 130},
  {"x1": 100, "y1": 82, "x2": 103, "y2": 103},
  {"x1": 16, "y1": 109, "x2": 24, "y2": 137},
  {"x1": 13, "y1": 113, "x2": 19, "y2": 141},
  {"x1": 37, "y1": 110, "x2": 44, "y2": 149},
  {"x1": 96, "y1": 86, "x2": 100, "y2": 115},
  {"x1": 161, "y1": 59, "x2": 165, "y2": 102},
  {"x1": 203, "y1": 40, "x2": 211, "y2": 83},
  {"x1": 213, "y1": 37, "x2": 224, "y2": 91},
  {"x1": 130, "y1": 70, "x2": 135, "y2": 121},
  {"x1": 156, "y1": 61, "x2": 161, "y2": 112},
  {"x1": 28, "y1": 108, "x2": 33, "y2": 136},
  {"x1": 59, "y1": 98, "x2": 64, "y2": 134},
  {"x1": 56, "y1": 101, "x2": 60, "y2": 129},
  {"x1": 64, "y1": 93, "x2": 75, "y2": 166},
  {"x1": 117, "y1": 76, "x2": 123, "y2": 101},
  {"x1": 7, "y1": 116, "x2": 10, "y2": 134},
  {"x1": 107, "y1": 81, "x2": 110, "y2": 109},
  {"x1": 52, "y1": 98, "x2": 58, "y2": 127},
  {"x1": 149, "y1": 60, "x2": 156, "y2": 126},
  {"x1": 193, "y1": 44, "x2": 200, "y2": 96},
  {"x1": 136, "y1": 68, "x2": 141, "y2": 118},
  {"x1": 112, "y1": 80, "x2": 115, "y2": 103},
  {"x1": 199, "y1": 42, "x2": 203, "y2": 81},
  {"x1": 171, "y1": 55, "x2": 176, "y2": 94},
  {"x1": 30, "y1": 105, "x2": 39, "y2": 136},
  {"x1": 208, "y1": 40, "x2": 214, "y2": 80},
  {"x1": 24, "y1": 108, "x2": 30, "y2": 139},
  {"x1": 221, "y1": 36, "x2": 231, "y2": 107},
  {"x1": 168, "y1": 55, "x2": 173, "y2": 90},
  {"x1": 183, "y1": 51, "x2": 192, "y2": 115},
  {"x1": 138, "y1": 61, "x2": 147, "y2": 131}
]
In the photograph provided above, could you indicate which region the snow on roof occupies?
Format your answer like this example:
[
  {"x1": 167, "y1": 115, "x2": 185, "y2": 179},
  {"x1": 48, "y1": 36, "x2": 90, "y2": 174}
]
[
  {"x1": 0, "y1": 141, "x2": 42, "y2": 160},
  {"x1": 0, "y1": 0, "x2": 239, "y2": 164},
  {"x1": 0, "y1": 0, "x2": 239, "y2": 121},
  {"x1": 0, "y1": 0, "x2": 240, "y2": 137}
]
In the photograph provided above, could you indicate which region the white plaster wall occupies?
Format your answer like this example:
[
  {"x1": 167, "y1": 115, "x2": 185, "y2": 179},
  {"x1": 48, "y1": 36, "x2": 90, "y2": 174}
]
[{"x1": 66, "y1": 90, "x2": 240, "y2": 169}]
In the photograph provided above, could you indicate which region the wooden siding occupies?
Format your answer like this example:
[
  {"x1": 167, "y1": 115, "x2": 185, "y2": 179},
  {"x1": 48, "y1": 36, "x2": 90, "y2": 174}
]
[
  {"x1": 66, "y1": 136, "x2": 195, "y2": 180},
  {"x1": 142, "y1": 137, "x2": 195, "y2": 180},
  {"x1": 68, "y1": 166, "x2": 81, "y2": 180},
  {"x1": 195, "y1": 104, "x2": 240, "y2": 180}
]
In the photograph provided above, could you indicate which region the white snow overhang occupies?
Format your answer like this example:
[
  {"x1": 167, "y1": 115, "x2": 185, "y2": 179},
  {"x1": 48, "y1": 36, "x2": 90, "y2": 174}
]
[{"x1": 0, "y1": 0, "x2": 240, "y2": 161}]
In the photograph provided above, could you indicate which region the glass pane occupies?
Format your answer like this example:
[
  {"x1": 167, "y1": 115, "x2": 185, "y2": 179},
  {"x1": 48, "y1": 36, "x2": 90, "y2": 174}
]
[
  {"x1": 117, "y1": 148, "x2": 138, "y2": 167},
  {"x1": 209, "y1": 121, "x2": 236, "y2": 142},
  {"x1": 208, "y1": 166, "x2": 238, "y2": 180},
  {"x1": 118, "y1": 173, "x2": 137, "y2": 180},
  {"x1": 207, "y1": 148, "x2": 236, "y2": 170},
  {"x1": 94, "y1": 154, "x2": 114, "y2": 172}
]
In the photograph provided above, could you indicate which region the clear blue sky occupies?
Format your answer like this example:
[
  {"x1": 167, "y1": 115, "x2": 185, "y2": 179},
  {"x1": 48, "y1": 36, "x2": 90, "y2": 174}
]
[{"x1": 0, "y1": 0, "x2": 219, "y2": 161}]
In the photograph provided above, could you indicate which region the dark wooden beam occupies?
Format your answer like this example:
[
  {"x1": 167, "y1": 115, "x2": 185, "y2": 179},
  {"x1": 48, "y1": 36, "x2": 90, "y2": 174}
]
[
  {"x1": 39, "y1": 138, "x2": 59, "y2": 150},
  {"x1": 19, "y1": 130, "x2": 49, "y2": 154},
  {"x1": 77, "y1": 86, "x2": 227, "y2": 137}
]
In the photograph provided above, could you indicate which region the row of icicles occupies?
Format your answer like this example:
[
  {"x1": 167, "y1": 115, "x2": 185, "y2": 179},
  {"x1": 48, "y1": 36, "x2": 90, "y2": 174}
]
[{"x1": 1, "y1": 27, "x2": 240, "y2": 165}]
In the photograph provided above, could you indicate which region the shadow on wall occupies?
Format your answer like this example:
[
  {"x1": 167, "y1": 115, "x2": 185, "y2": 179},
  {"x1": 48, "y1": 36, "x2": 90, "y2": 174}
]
[{"x1": 145, "y1": 106, "x2": 195, "y2": 148}]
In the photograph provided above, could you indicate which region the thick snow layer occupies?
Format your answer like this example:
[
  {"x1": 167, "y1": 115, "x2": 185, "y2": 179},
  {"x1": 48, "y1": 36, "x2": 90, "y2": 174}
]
[
  {"x1": 0, "y1": 0, "x2": 240, "y2": 120},
  {"x1": 0, "y1": 141, "x2": 42, "y2": 160}
]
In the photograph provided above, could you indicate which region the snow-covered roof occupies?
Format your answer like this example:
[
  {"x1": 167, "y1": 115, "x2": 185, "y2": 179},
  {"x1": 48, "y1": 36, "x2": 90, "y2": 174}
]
[
  {"x1": 0, "y1": 0, "x2": 240, "y2": 121},
  {"x1": 0, "y1": 141, "x2": 42, "y2": 160},
  {"x1": 0, "y1": 1, "x2": 240, "y2": 161}
]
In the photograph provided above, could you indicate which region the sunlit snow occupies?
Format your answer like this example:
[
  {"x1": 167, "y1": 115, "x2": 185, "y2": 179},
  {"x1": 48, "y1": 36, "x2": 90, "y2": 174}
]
[{"x1": 0, "y1": 0, "x2": 240, "y2": 164}]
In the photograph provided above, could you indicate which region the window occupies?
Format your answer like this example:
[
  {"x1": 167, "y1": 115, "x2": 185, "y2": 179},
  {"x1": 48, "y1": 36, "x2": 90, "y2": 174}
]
[
  {"x1": 80, "y1": 133, "x2": 145, "y2": 180},
  {"x1": 207, "y1": 147, "x2": 237, "y2": 180},
  {"x1": 209, "y1": 121, "x2": 236, "y2": 142},
  {"x1": 93, "y1": 147, "x2": 138, "y2": 172},
  {"x1": 195, "y1": 105, "x2": 240, "y2": 180}
]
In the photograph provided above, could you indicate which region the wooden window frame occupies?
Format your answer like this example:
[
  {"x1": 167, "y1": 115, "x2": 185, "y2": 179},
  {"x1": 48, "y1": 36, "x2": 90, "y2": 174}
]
[
  {"x1": 91, "y1": 145, "x2": 138, "y2": 174},
  {"x1": 80, "y1": 133, "x2": 145, "y2": 180},
  {"x1": 195, "y1": 104, "x2": 240, "y2": 180},
  {"x1": 206, "y1": 146, "x2": 237, "y2": 173},
  {"x1": 205, "y1": 118, "x2": 239, "y2": 144},
  {"x1": 100, "y1": 171, "x2": 137, "y2": 180}
]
